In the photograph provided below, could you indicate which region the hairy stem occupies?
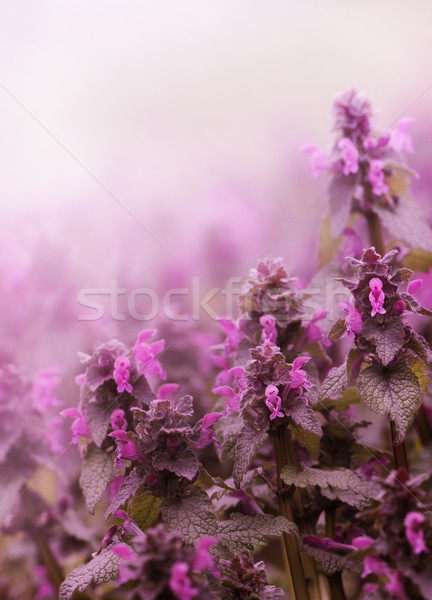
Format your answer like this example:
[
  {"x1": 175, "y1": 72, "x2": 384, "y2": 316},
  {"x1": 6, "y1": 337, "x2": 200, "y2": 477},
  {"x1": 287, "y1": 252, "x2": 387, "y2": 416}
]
[
  {"x1": 272, "y1": 426, "x2": 325, "y2": 600},
  {"x1": 366, "y1": 211, "x2": 410, "y2": 472},
  {"x1": 325, "y1": 508, "x2": 347, "y2": 600}
]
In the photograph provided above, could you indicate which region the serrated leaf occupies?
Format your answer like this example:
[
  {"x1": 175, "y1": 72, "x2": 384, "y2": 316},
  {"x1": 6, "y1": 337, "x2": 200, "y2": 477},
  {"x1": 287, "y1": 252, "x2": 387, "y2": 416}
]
[
  {"x1": 233, "y1": 420, "x2": 267, "y2": 488},
  {"x1": 321, "y1": 387, "x2": 360, "y2": 411},
  {"x1": 160, "y1": 486, "x2": 218, "y2": 545},
  {"x1": 59, "y1": 546, "x2": 120, "y2": 599},
  {"x1": 290, "y1": 422, "x2": 321, "y2": 459},
  {"x1": 357, "y1": 361, "x2": 423, "y2": 443},
  {"x1": 83, "y1": 401, "x2": 113, "y2": 447},
  {"x1": 215, "y1": 412, "x2": 242, "y2": 461},
  {"x1": 289, "y1": 400, "x2": 322, "y2": 437},
  {"x1": 327, "y1": 318, "x2": 347, "y2": 341},
  {"x1": 80, "y1": 444, "x2": 115, "y2": 514},
  {"x1": 406, "y1": 332, "x2": 432, "y2": 366},
  {"x1": 319, "y1": 363, "x2": 348, "y2": 402},
  {"x1": 373, "y1": 196, "x2": 432, "y2": 253},
  {"x1": 128, "y1": 488, "x2": 160, "y2": 530},
  {"x1": 301, "y1": 540, "x2": 362, "y2": 575},
  {"x1": 406, "y1": 356, "x2": 429, "y2": 392},
  {"x1": 153, "y1": 450, "x2": 200, "y2": 480},
  {"x1": 281, "y1": 466, "x2": 378, "y2": 508},
  {"x1": 218, "y1": 513, "x2": 298, "y2": 553},
  {"x1": 105, "y1": 468, "x2": 141, "y2": 520},
  {"x1": 328, "y1": 173, "x2": 359, "y2": 239},
  {"x1": 362, "y1": 316, "x2": 406, "y2": 366}
]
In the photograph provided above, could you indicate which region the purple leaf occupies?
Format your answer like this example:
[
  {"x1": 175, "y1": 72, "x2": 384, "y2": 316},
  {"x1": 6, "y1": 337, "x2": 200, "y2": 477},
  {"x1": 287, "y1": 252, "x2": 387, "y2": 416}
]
[
  {"x1": 79, "y1": 444, "x2": 115, "y2": 514},
  {"x1": 362, "y1": 316, "x2": 406, "y2": 366},
  {"x1": 357, "y1": 361, "x2": 423, "y2": 443}
]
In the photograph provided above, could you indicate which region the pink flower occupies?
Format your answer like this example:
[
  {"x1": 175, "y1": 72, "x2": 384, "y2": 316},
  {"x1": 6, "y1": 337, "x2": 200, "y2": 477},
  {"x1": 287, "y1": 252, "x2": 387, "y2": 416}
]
[
  {"x1": 404, "y1": 511, "x2": 429, "y2": 555},
  {"x1": 193, "y1": 412, "x2": 223, "y2": 449},
  {"x1": 339, "y1": 301, "x2": 362, "y2": 338},
  {"x1": 391, "y1": 117, "x2": 415, "y2": 153},
  {"x1": 111, "y1": 408, "x2": 127, "y2": 431},
  {"x1": 193, "y1": 538, "x2": 219, "y2": 575},
  {"x1": 133, "y1": 330, "x2": 167, "y2": 380},
  {"x1": 300, "y1": 144, "x2": 331, "y2": 178},
  {"x1": 352, "y1": 536, "x2": 374, "y2": 549},
  {"x1": 408, "y1": 278, "x2": 423, "y2": 295},
  {"x1": 289, "y1": 357, "x2": 313, "y2": 390},
  {"x1": 385, "y1": 569, "x2": 409, "y2": 600},
  {"x1": 113, "y1": 356, "x2": 133, "y2": 394},
  {"x1": 60, "y1": 407, "x2": 91, "y2": 444},
  {"x1": 259, "y1": 314, "x2": 277, "y2": 344},
  {"x1": 265, "y1": 385, "x2": 284, "y2": 420},
  {"x1": 109, "y1": 430, "x2": 142, "y2": 468},
  {"x1": 369, "y1": 278, "x2": 386, "y2": 317},
  {"x1": 32, "y1": 368, "x2": 60, "y2": 412},
  {"x1": 169, "y1": 562, "x2": 197, "y2": 600},
  {"x1": 338, "y1": 138, "x2": 359, "y2": 176},
  {"x1": 368, "y1": 159, "x2": 389, "y2": 196},
  {"x1": 361, "y1": 556, "x2": 389, "y2": 578}
]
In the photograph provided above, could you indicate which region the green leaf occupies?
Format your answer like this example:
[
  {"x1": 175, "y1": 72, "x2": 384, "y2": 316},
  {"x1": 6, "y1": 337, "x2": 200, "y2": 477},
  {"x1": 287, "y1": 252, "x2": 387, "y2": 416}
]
[
  {"x1": 59, "y1": 546, "x2": 120, "y2": 599},
  {"x1": 80, "y1": 444, "x2": 115, "y2": 514},
  {"x1": 327, "y1": 318, "x2": 347, "y2": 341},
  {"x1": 318, "y1": 363, "x2": 348, "y2": 402},
  {"x1": 321, "y1": 387, "x2": 360, "y2": 411},
  {"x1": 404, "y1": 248, "x2": 432, "y2": 273},
  {"x1": 406, "y1": 356, "x2": 429, "y2": 392},
  {"x1": 290, "y1": 423, "x2": 321, "y2": 459},
  {"x1": 362, "y1": 316, "x2": 406, "y2": 366},
  {"x1": 406, "y1": 331, "x2": 432, "y2": 366},
  {"x1": 280, "y1": 466, "x2": 378, "y2": 508},
  {"x1": 218, "y1": 513, "x2": 298, "y2": 553},
  {"x1": 128, "y1": 488, "x2": 160, "y2": 531},
  {"x1": 160, "y1": 486, "x2": 218, "y2": 545},
  {"x1": 357, "y1": 361, "x2": 423, "y2": 443}
]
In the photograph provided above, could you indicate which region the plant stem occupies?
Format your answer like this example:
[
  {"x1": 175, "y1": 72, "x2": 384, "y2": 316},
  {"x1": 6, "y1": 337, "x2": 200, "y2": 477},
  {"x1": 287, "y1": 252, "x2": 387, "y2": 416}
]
[
  {"x1": 271, "y1": 426, "x2": 327, "y2": 600},
  {"x1": 325, "y1": 508, "x2": 347, "y2": 600},
  {"x1": 365, "y1": 210, "x2": 410, "y2": 472}
]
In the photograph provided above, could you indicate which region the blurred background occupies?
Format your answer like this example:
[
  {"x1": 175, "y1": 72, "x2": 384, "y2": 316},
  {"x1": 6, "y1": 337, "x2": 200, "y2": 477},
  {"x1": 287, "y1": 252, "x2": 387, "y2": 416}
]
[{"x1": 1, "y1": 0, "x2": 432, "y2": 369}]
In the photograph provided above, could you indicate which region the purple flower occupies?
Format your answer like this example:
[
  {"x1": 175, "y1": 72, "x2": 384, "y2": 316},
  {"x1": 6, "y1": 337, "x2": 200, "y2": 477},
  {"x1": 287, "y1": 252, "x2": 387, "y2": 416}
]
[
  {"x1": 404, "y1": 511, "x2": 428, "y2": 555},
  {"x1": 332, "y1": 88, "x2": 372, "y2": 139},
  {"x1": 362, "y1": 555, "x2": 389, "y2": 578},
  {"x1": 338, "y1": 137, "x2": 359, "y2": 176},
  {"x1": 193, "y1": 537, "x2": 219, "y2": 575},
  {"x1": 111, "y1": 408, "x2": 127, "y2": 431},
  {"x1": 31, "y1": 368, "x2": 60, "y2": 412},
  {"x1": 385, "y1": 569, "x2": 409, "y2": 600},
  {"x1": 265, "y1": 385, "x2": 284, "y2": 420},
  {"x1": 339, "y1": 301, "x2": 362, "y2": 338},
  {"x1": 259, "y1": 314, "x2": 277, "y2": 344},
  {"x1": 133, "y1": 329, "x2": 167, "y2": 380},
  {"x1": 193, "y1": 412, "x2": 223, "y2": 449},
  {"x1": 300, "y1": 144, "x2": 331, "y2": 178},
  {"x1": 391, "y1": 117, "x2": 415, "y2": 153},
  {"x1": 368, "y1": 159, "x2": 389, "y2": 196},
  {"x1": 109, "y1": 430, "x2": 142, "y2": 468},
  {"x1": 369, "y1": 277, "x2": 386, "y2": 317},
  {"x1": 408, "y1": 278, "x2": 423, "y2": 295},
  {"x1": 169, "y1": 562, "x2": 198, "y2": 600},
  {"x1": 60, "y1": 407, "x2": 91, "y2": 444},
  {"x1": 289, "y1": 357, "x2": 312, "y2": 391},
  {"x1": 113, "y1": 356, "x2": 133, "y2": 394}
]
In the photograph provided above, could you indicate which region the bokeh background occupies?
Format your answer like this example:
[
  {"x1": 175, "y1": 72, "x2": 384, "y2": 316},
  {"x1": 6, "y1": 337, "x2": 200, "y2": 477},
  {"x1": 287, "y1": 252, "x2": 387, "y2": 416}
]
[{"x1": 1, "y1": 0, "x2": 432, "y2": 369}]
